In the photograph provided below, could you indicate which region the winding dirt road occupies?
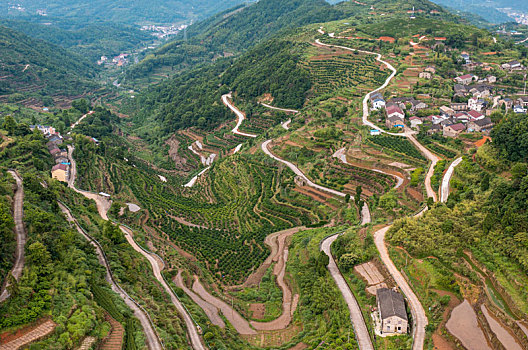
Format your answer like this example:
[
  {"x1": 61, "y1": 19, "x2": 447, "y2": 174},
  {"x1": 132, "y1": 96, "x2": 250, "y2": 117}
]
[
  {"x1": 222, "y1": 93, "x2": 257, "y2": 138},
  {"x1": 0, "y1": 171, "x2": 27, "y2": 303},
  {"x1": 321, "y1": 233, "x2": 374, "y2": 350},
  {"x1": 440, "y1": 157, "x2": 462, "y2": 203},
  {"x1": 67, "y1": 145, "x2": 205, "y2": 350},
  {"x1": 58, "y1": 202, "x2": 163, "y2": 350},
  {"x1": 260, "y1": 103, "x2": 299, "y2": 114},
  {"x1": 70, "y1": 111, "x2": 94, "y2": 130}
]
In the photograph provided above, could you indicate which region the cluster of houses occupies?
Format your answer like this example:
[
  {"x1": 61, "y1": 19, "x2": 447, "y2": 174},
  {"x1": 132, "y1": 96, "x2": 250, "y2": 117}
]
[
  {"x1": 98, "y1": 53, "x2": 130, "y2": 67},
  {"x1": 30, "y1": 125, "x2": 69, "y2": 182}
]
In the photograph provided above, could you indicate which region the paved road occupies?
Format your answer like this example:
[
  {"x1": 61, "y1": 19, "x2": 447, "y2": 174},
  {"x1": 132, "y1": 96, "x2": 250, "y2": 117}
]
[
  {"x1": 321, "y1": 234, "x2": 374, "y2": 350},
  {"x1": 0, "y1": 171, "x2": 27, "y2": 303},
  {"x1": 67, "y1": 145, "x2": 205, "y2": 350},
  {"x1": 59, "y1": 203, "x2": 163, "y2": 350},
  {"x1": 318, "y1": 37, "x2": 430, "y2": 349},
  {"x1": 374, "y1": 226, "x2": 428, "y2": 350},
  {"x1": 222, "y1": 93, "x2": 257, "y2": 138},
  {"x1": 440, "y1": 157, "x2": 462, "y2": 203}
]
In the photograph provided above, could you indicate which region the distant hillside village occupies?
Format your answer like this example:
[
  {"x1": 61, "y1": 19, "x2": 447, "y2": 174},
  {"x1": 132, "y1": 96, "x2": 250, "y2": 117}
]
[{"x1": 369, "y1": 54, "x2": 528, "y2": 138}]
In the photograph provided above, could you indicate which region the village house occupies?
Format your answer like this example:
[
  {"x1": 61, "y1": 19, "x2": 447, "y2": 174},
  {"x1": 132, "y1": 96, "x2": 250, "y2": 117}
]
[
  {"x1": 409, "y1": 116, "x2": 422, "y2": 128},
  {"x1": 29, "y1": 125, "x2": 55, "y2": 136},
  {"x1": 454, "y1": 74, "x2": 475, "y2": 85},
  {"x1": 419, "y1": 71, "x2": 432, "y2": 79},
  {"x1": 487, "y1": 75, "x2": 497, "y2": 83},
  {"x1": 428, "y1": 124, "x2": 443, "y2": 134},
  {"x1": 450, "y1": 102, "x2": 469, "y2": 112},
  {"x1": 439, "y1": 106, "x2": 455, "y2": 117},
  {"x1": 517, "y1": 97, "x2": 528, "y2": 108},
  {"x1": 454, "y1": 84, "x2": 469, "y2": 95},
  {"x1": 468, "y1": 97, "x2": 487, "y2": 112},
  {"x1": 386, "y1": 116, "x2": 405, "y2": 129},
  {"x1": 386, "y1": 104, "x2": 405, "y2": 120},
  {"x1": 51, "y1": 164, "x2": 69, "y2": 182},
  {"x1": 376, "y1": 288, "x2": 408, "y2": 336},
  {"x1": 424, "y1": 66, "x2": 436, "y2": 74},
  {"x1": 443, "y1": 123, "x2": 466, "y2": 137},
  {"x1": 455, "y1": 112, "x2": 469, "y2": 123},
  {"x1": 502, "y1": 60, "x2": 523, "y2": 71},
  {"x1": 54, "y1": 156, "x2": 69, "y2": 164},
  {"x1": 469, "y1": 85, "x2": 491, "y2": 99},
  {"x1": 467, "y1": 110, "x2": 484, "y2": 121},
  {"x1": 468, "y1": 117, "x2": 494, "y2": 133},
  {"x1": 370, "y1": 92, "x2": 386, "y2": 110},
  {"x1": 460, "y1": 53, "x2": 471, "y2": 64}
]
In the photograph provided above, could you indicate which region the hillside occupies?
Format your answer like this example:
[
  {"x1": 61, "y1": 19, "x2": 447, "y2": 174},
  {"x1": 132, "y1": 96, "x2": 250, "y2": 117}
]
[
  {"x1": 0, "y1": 25, "x2": 98, "y2": 105},
  {"x1": 0, "y1": 0, "x2": 246, "y2": 26},
  {"x1": 124, "y1": 0, "x2": 348, "y2": 83},
  {"x1": 0, "y1": 19, "x2": 153, "y2": 62}
]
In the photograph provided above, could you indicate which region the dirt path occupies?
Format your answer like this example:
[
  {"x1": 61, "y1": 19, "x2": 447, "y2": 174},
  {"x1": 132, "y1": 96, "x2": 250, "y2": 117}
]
[
  {"x1": 58, "y1": 202, "x2": 163, "y2": 350},
  {"x1": 0, "y1": 319, "x2": 56, "y2": 350},
  {"x1": 0, "y1": 171, "x2": 27, "y2": 303},
  {"x1": 191, "y1": 276, "x2": 257, "y2": 335},
  {"x1": 321, "y1": 233, "x2": 374, "y2": 350},
  {"x1": 222, "y1": 93, "x2": 257, "y2": 138},
  {"x1": 260, "y1": 103, "x2": 299, "y2": 114},
  {"x1": 250, "y1": 227, "x2": 302, "y2": 331},
  {"x1": 174, "y1": 271, "x2": 225, "y2": 328},
  {"x1": 70, "y1": 110, "x2": 93, "y2": 130}
]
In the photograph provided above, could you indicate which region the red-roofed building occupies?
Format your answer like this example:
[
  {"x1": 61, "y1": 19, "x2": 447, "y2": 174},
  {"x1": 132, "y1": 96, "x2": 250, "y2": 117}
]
[
  {"x1": 51, "y1": 163, "x2": 69, "y2": 182},
  {"x1": 455, "y1": 74, "x2": 475, "y2": 85},
  {"x1": 443, "y1": 123, "x2": 466, "y2": 137},
  {"x1": 467, "y1": 110, "x2": 484, "y2": 120},
  {"x1": 385, "y1": 104, "x2": 405, "y2": 120}
]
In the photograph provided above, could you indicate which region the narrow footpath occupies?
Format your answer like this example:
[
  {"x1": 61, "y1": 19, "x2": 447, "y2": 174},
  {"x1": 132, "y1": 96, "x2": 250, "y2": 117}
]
[{"x1": 0, "y1": 171, "x2": 27, "y2": 303}]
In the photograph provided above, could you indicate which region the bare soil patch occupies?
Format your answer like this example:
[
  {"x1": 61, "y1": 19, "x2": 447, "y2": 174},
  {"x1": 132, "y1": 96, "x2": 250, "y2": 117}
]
[{"x1": 249, "y1": 303, "x2": 266, "y2": 320}]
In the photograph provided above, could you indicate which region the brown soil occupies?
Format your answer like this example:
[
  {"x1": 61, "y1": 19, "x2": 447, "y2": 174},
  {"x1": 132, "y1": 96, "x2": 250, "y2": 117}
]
[
  {"x1": 293, "y1": 186, "x2": 338, "y2": 210},
  {"x1": 0, "y1": 319, "x2": 56, "y2": 348},
  {"x1": 288, "y1": 342, "x2": 308, "y2": 350},
  {"x1": 406, "y1": 186, "x2": 424, "y2": 202},
  {"x1": 101, "y1": 314, "x2": 124, "y2": 350},
  {"x1": 431, "y1": 289, "x2": 460, "y2": 350},
  {"x1": 249, "y1": 303, "x2": 266, "y2": 320}
]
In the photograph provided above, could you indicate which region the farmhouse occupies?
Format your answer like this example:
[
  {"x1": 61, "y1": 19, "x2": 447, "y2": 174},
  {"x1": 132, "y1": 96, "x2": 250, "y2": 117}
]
[
  {"x1": 409, "y1": 116, "x2": 422, "y2": 128},
  {"x1": 386, "y1": 116, "x2": 405, "y2": 129},
  {"x1": 468, "y1": 118, "x2": 494, "y2": 133},
  {"x1": 454, "y1": 74, "x2": 474, "y2": 85},
  {"x1": 450, "y1": 103, "x2": 469, "y2": 112},
  {"x1": 419, "y1": 71, "x2": 432, "y2": 79},
  {"x1": 370, "y1": 92, "x2": 386, "y2": 110},
  {"x1": 51, "y1": 164, "x2": 69, "y2": 182},
  {"x1": 385, "y1": 104, "x2": 405, "y2": 120},
  {"x1": 517, "y1": 97, "x2": 528, "y2": 107},
  {"x1": 443, "y1": 123, "x2": 466, "y2": 137},
  {"x1": 376, "y1": 288, "x2": 408, "y2": 336},
  {"x1": 468, "y1": 98, "x2": 487, "y2": 112}
]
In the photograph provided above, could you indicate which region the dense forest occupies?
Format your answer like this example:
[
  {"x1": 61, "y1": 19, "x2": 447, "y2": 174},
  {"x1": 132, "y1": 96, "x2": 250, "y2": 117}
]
[
  {"x1": 0, "y1": 19, "x2": 153, "y2": 61},
  {"x1": 125, "y1": 0, "x2": 349, "y2": 81},
  {"x1": 0, "y1": 25, "x2": 98, "y2": 98},
  {"x1": 0, "y1": 0, "x2": 245, "y2": 25}
]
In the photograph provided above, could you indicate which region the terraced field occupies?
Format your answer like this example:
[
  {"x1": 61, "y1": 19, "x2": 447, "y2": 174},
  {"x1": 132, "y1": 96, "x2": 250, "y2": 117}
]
[
  {"x1": 95, "y1": 153, "x2": 329, "y2": 284},
  {"x1": 303, "y1": 45, "x2": 389, "y2": 97}
]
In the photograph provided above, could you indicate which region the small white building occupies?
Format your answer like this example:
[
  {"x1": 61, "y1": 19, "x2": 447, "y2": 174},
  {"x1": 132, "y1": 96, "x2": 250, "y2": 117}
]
[{"x1": 370, "y1": 129, "x2": 381, "y2": 136}]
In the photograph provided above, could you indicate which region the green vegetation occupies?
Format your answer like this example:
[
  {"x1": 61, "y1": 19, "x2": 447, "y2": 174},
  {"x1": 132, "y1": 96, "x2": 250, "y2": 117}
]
[
  {"x1": 0, "y1": 19, "x2": 153, "y2": 62},
  {"x1": 0, "y1": 25, "x2": 97, "y2": 101},
  {"x1": 368, "y1": 135, "x2": 426, "y2": 162}
]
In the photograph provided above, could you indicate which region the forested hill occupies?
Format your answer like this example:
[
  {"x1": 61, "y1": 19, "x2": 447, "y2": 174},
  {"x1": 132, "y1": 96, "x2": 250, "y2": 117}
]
[
  {"x1": 0, "y1": 25, "x2": 98, "y2": 101},
  {"x1": 0, "y1": 19, "x2": 153, "y2": 61},
  {"x1": 0, "y1": 0, "x2": 245, "y2": 26},
  {"x1": 124, "y1": 0, "x2": 347, "y2": 82}
]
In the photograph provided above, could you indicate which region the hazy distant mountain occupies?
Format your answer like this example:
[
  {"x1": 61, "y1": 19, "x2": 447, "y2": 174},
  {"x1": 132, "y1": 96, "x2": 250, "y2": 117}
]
[
  {"x1": 429, "y1": 0, "x2": 528, "y2": 24},
  {"x1": 0, "y1": 0, "x2": 246, "y2": 25}
]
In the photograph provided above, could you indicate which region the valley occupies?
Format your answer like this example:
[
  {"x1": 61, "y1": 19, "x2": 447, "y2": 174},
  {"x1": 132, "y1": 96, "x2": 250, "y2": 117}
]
[{"x1": 1, "y1": 0, "x2": 528, "y2": 349}]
